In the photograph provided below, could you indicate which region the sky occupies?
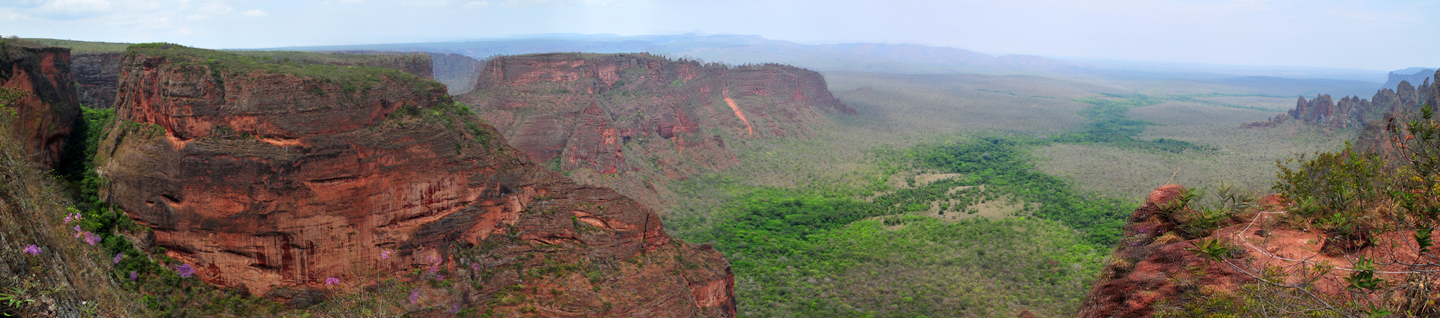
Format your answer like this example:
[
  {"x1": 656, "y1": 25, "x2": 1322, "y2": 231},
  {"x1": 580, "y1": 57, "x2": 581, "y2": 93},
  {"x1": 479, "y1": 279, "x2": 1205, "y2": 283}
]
[{"x1": 2, "y1": 0, "x2": 1437, "y2": 71}]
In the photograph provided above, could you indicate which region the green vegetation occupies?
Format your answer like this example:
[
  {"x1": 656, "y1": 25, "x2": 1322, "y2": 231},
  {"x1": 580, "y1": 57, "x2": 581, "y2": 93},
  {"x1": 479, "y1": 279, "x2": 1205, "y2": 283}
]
[
  {"x1": 0, "y1": 47, "x2": 472, "y2": 316},
  {"x1": 125, "y1": 43, "x2": 443, "y2": 96},
  {"x1": 1153, "y1": 105, "x2": 1440, "y2": 317},
  {"x1": 16, "y1": 38, "x2": 130, "y2": 53},
  {"x1": 0, "y1": 87, "x2": 146, "y2": 316},
  {"x1": 675, "y1": 135, "x2": 1124, "y2": 316},
  {"x1": 1052, "y1": 94, "x2": 1212, "y2": 153}
]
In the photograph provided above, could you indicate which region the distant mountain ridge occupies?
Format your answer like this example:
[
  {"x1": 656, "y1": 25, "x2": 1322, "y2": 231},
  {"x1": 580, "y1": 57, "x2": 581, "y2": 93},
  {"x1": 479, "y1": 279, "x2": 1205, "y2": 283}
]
[
  {"x1": 1383, "y1": 67, "x2": 1436, "y2": 92},
  {"x1": 1244, "y1": 70, "x2": 1439, "y2": 129},
  {"x1": 263, "y1": 34, "x2": 1080, "y2": 75}
]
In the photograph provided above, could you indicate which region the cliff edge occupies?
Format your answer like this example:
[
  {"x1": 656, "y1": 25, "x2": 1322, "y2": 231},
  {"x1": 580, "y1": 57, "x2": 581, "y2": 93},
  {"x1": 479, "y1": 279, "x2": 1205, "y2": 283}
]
[
  {"x1": 458, "y1": 53, "x2": 854, "y2": 208},
  {"x1": 0, "y1": 40, "x2": 79, "y2": 167},
  {"x1": 96, "y1": 44, "x2": 733, "y2": 316}
]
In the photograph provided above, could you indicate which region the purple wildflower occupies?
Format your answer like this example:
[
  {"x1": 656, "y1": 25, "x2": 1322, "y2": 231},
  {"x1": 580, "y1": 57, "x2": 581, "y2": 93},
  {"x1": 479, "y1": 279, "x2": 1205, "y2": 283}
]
[
  {"x1": 326, "y1": 277, "x2": 340, "y2": 286},
  {"x1": 73, "y1": 225, "x2": 83, "y2": 237},
  {"x1": 22, "y1": 244, "x2": 41, "y2": 255},
  {"x1": 129, "y1": 271, "x2": 138, "y2": 281},
  {"x1": 471, "y1": 263, "x2": 481, "y2": 272},
  {"x1": 64, "y1": 214, "x2": 73, "y2": 224},
  {"x1": 447, "y1": 303, "x2": 461, "y2": 313},
  {"x1": 429, "y1": 264, "x2": 438, "y2": 274},
  {"x1": 113, "y1": 253, "x2": 124, "y2": 264},
  {"x1": 83, "y1": 232, "x2": 100, "y2": 246},
  {"x1": 381, "y1": 250, "x2": 391, "y2": 259},
  {"x1": 436, "y1": 275, "x2": 444, "y2": 281},
  {"x1": 64, "y1": 212, "x2": 83, "y2": 224},
  {"x1": 177, "y1": 264, "x2": 195, "y2": 278},
  {"x1": 409, "y1": 289, "x2": 422, "y2": 304}
]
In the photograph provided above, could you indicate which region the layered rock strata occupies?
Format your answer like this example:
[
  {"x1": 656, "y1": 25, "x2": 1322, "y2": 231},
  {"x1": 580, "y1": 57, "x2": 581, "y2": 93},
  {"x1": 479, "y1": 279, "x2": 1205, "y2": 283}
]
[
  {"x1": 96, "y1": 44, "x2": 733, "y2": 316},
  {"x1": 0, "y1": 41, "x2": 78, "y2": 166},
  {"x1": 72, "y1": 52, "x2": 120, "y2": 108},
  {"x1": 459, "y1": 53, "x2": 854, "y2": 207}
]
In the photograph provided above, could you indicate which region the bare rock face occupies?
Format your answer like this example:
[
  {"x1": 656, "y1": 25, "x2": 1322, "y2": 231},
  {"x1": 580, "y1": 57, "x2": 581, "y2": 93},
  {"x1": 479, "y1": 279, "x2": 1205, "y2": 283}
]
[
  {"x1": 458, "y1": 53, "x2": 854, "y2": 207},
  {"x1": 0, "y1": 42, "x2": 78, "y2": 167},
  {"x1": 66, "y1": 49, "x2": 437, "y2": 109},
  {"x1": 72, "y1": 52, "x2": 121, "y2": 108},
  {"x1": 96, "y1": 44, "x2": 733, "y2": 316},
  {"x1": 1076, "y1": 185, "x2": 1252, "y2": 318}
]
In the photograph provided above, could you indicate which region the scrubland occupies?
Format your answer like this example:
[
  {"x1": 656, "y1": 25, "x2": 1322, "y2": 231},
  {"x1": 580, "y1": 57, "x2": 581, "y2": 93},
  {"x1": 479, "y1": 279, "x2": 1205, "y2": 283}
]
[{"x1": 660, "y1": 71, "x2": 1355, "y2": 317}]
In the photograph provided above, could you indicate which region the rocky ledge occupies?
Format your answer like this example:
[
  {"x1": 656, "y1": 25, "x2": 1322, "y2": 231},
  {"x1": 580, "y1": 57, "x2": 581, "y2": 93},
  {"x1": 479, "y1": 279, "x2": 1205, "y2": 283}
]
[{"x1": 95, "y1": 44, "x2": 733, "y2": 316}]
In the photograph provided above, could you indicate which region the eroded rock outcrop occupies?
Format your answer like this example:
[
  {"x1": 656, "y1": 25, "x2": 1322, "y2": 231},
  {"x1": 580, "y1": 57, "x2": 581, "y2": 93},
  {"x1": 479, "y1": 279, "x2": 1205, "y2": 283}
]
[
  {"x1": 458, "y1": 53, "x2": 854, "y2": 207},
  {"x1": 1080, "y1": 183, "x2": 1440, "y2": 317},
  {"x1": 97, "y1": 44, "x2": 733, "y2": 316},
  {"x1": 0, "y1": 41, "x2": 78, "y2": 166},
  {"x1": 1246, "y1": 70, "x2": 1440, "y2": 130},
  {"x1": 1077, "y1": 185, "x2": 1252, "y2": 318}
]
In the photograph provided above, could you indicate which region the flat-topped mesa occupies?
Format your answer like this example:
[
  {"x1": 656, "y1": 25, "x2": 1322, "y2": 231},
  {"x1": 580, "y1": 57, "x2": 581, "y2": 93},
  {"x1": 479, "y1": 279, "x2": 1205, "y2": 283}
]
[
  {"x1": 97, "y1": 44, "x2": 733, "y2": 316},
  {"x1": 459, "y1": 52, "x2": 854, "y2": 207},
  {"x1": 0, "y1": 41, "x2": 79, "y2": 167}
]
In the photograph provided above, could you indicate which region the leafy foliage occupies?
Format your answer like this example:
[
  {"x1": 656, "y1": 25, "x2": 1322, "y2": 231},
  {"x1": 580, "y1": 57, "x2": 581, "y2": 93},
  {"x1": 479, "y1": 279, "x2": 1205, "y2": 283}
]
[
  {"x1": 1052, "y1": 94, "x2": 1213, "y2": 153},
  {"x1": 125, "y1": 43, "x2": 444, "y2": 97},
  {"x1": 678, "y1": 135, "x2": 1126, "y2": 316}
]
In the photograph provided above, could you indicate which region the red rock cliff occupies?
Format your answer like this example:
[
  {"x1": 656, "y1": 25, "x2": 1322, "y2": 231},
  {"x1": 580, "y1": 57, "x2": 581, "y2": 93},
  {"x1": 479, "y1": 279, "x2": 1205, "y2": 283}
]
[
  {"x1": 97, "y1": 44, "x2": 733, "y2": 316},
  {"x1": 0, "y1": 41, "x2": 78, "y2": 167},
  {"x1": 458, "y1": 53, "x2": 854, "y2": 208}
]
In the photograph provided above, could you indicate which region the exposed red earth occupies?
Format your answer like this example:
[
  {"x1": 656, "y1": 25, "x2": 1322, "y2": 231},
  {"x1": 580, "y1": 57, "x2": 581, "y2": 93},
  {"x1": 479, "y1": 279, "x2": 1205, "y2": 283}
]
[
  {"x1": 96, "y1": 45, "x2": 733, "y2": 316},
  {"x1": 458, "y1": 53, "x2": 854, "y2": 208}
]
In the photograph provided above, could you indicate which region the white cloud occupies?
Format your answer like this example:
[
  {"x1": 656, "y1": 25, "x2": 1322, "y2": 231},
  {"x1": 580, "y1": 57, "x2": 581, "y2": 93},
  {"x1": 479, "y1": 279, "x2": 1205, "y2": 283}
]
[
  {"x1": 175, "y1": 26, "x2": 194, "y2": 35},
  {"x1": 28, "y1": 0, "x2": 113, "y2": 20},
  {"x1": 461, "y1": 1, "x2": 489, "y2": 9},
  {"x1": 242, "y1": 9, "x2": 267, "y2": 17}
]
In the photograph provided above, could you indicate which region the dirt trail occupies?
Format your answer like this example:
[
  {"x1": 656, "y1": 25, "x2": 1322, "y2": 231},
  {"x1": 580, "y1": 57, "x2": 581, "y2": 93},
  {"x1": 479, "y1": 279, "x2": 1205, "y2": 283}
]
[{"x1": 724, "y1": 96, "x2": 754, "y2": 135}]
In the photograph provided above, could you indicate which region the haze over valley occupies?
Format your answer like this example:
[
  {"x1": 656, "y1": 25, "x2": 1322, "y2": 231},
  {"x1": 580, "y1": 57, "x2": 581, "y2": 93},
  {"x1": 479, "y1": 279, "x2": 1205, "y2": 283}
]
[{"x1": 2, "y1": 1, "x2": 1439, "y2": 317}]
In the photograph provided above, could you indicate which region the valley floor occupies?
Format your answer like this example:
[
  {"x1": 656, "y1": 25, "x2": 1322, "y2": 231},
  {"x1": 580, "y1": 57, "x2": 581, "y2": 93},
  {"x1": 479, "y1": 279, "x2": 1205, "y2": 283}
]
[{"x1": 655, "y1": 71, "x2": 1355, "y2": 317}]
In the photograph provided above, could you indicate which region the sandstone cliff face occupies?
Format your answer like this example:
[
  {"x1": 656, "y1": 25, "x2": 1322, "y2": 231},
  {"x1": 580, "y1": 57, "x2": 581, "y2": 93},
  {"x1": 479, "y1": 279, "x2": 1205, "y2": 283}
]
[
  {"x1": 0, "y1": 42, "x2": 78, "y2": 167},
  {"x1": 458, "y1": 53, "x2": 854, "y2": 208},
  {"x1": 1248, "y1": 70, "x2": 1440, "y2": 130},
  {"x1": 97, "y1": 44, "x2": 733, "y2": 316},
  {"x1": 67, "y1": 49, "x2": 437, "y2": 109},
  {"x1": 72, "y1": 52, "x2": 120, "y2": 108}
]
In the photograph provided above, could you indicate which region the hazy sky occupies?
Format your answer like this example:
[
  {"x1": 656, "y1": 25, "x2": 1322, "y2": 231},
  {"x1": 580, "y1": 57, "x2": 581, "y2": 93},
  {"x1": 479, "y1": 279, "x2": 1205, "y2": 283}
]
[{"x1": 2, "y1": 0, "x2": 1436, "y2": 71}]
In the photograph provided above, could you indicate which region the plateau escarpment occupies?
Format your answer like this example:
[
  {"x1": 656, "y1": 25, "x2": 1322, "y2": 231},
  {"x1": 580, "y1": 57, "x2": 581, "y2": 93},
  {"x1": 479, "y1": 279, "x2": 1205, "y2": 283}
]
[
  {"x1": 96, "y1": 44, "x2": 733, "y2": 316},
  {"x1": 64, "y1": 45, "x2": 437, "y2": 109},
  {"x1": 0, "y1": 41, "x2": 79, "y2": 166},
  {"x1": 458, "y1": 53, "x2": 854, "y2": 208}
]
